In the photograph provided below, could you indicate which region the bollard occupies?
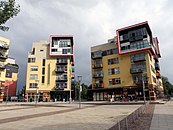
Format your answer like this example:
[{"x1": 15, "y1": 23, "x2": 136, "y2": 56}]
[
  {"x1": 125, "y1": 117, "x2": 128, "y2": 130},
  {"x1": 118, "y1": 120, "x2": 121, "y2": 130}
]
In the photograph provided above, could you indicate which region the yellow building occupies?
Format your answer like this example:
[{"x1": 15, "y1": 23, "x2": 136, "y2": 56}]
[
  {"x1": 25, "y1": 35, "x2": 74, "y2": 102},
  {"x1": 91, "y1": 22, "x2": 163, "y2": 101}
]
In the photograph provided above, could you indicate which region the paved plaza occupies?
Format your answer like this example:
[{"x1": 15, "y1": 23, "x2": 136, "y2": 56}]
[
  {"x1": 150, "y1": 98, "x2": 173, "y2": 130},
  {"x1": 0, "y1": 102, "x2": 141, "y2": 130},
  {"x1": 0, "y1": 99, "x2": 172, "y2": 130}
]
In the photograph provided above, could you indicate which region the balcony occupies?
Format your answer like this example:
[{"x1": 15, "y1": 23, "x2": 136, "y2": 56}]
[
  {"x1": 56, "y1": 60, "x2": 68, "y2": 65},
  {"x1": 0, "y1": 53, "x2": 8, "y2": 59},
  {"x1": 132, "y1": 56, "x2": 146, "y2": 63},
  {"x1": 55, "y1": 86, "x2": 65, "y2": 90},
  {"x1": 93, "y1": 83, "x2": 104, "y2": 88},
  {"x1": 0, "y1": 62, "x2": 5, "y2": 69},
  {"x1": 155, "y1": 63, "x2": 160, "y2": 70},
  {"x1": 130, "y1": 68, "x2": 143, "y2": 74},
  {"x1": 93, "y1": 73, "x2": 104, "y2": 78},
  {"x1": 56, "y1": 77, "x2": 68, "y2": 82},
  {"x1": 93, "y1": 64, "x2": 103, "y2": 69},
  {"x1": 156, "y1": 72, "x2": 161, "y2": 79},
  {"x1": 0, "y1": 44, "x2": 9, "y2": 50},
  {"x1": 91, "y1": 51, "x2": 102, "y2": 59},
  {"x1": 55, "y1": 68, "x2": 67, "y2": 73}
]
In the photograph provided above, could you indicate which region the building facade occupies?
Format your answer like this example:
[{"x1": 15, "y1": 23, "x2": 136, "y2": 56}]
[
  {"x1": 0, "y1": 36, "x2": 18, "y2": 102},
  {"x1": 25, "y1": 35, "x2": 74, "y2": 102},
  {"x1": 91, "y1": 22, "x2": 163, "y2": 101}
]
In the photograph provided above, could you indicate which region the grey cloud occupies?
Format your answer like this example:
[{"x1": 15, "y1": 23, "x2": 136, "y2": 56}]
[{"x1": 0, "y1": 0, "x2": 173, "y2": 91}]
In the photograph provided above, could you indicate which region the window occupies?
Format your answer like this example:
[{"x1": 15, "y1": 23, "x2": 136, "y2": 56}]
[
  {"x1": 112, "y1": 48, "x2": 118, "y2": 54},
  {"x1": 28, "y1": 58, "x2": 35, "y2": 63},
  {"x1": 108, "y1": 57, "x2": 119, "y2": 65},
  {"x1": 131, "y1": 53, "x2": 145, "y2": 62},
  {"x1": 92, "y1": 50, "x2": 102, "y2": 58},
  {"x1": 40, "y1": 50, "x2": 43, "y2": 52},
  {"x1": 32, "y1": 48, "x2": 35, "y2": 55},
  {"x1": 62, "y1": 49, "x2": 71, "y2": 54},
  {"x1": 30, "y1": 74, "x2": 38, "y2": 80},
  {"x1": 42, "y1": 68, "x2": 45, "y2": 75},
  {"x1": 56, "y1": 83, "x2": 67, "y2": 88},
  {"x1": 152, "y1": 76, "x2": 156, "y2": 83},
  {"x1": 30, "y1": 66, "x2": 38, "y2": 71},
  {"x1": 109, "y1": 78, "x2": 121, "y2": 85},
  {"x1": 42, "y1": 59, "x2": 45, "y2": 66},
  {"x1": 42, "y1": 76, "x2": 45, "y2": 84},
  {"x1": 131, "y1": 63, "x2": 147, "y2": 72},
  {"x1": 151, "y1": 65, "x2": 155, "y2": 73},
  {"x1": 51, "y1": 49, "x2": 58, "y2": 52},
  {"x1": 108, "y1": 67, "x2": 120, "y2": 75},
  {"x1": 59, "y1": 40, "x2": 71, "y2": 47},
  {"x1": 29, "y1": 83, "x2": 38, "y2": 88}
]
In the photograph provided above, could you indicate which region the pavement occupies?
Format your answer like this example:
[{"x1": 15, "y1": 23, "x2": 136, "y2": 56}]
[
  {"x1": 150, "y1": 98, "x2": 173, "y2": 130},
  {"x1": 0, "y1": 102, "x2": 141, "y2": 130}
]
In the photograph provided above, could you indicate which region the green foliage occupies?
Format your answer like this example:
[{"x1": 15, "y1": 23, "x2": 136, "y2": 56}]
[
  {"x1": 0, "y1": 0, "x2": 20, "y2": 31},
  {"x1": 81, "y1": 83, "x2": 88, "y2": 99},
  {"x1": 162, "y1": 76, "x2": 173, "y2": 95}
]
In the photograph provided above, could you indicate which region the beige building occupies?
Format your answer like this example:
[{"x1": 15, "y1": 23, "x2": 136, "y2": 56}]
[
  {"x1": 25, "y1": 35, "x2": 74, "y2": 102},
  {"x1": 91, "y1": 22, "x2": 163, "y2": 101}
]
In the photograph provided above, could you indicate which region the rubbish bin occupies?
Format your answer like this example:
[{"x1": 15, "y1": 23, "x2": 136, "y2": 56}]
[{"x1": 63, "y1": 98, "x2": 65, "y2": 102}]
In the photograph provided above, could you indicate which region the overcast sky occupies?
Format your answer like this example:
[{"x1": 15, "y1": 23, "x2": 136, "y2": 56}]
[{"x1": 0, "y1": 0, "x2": 173, "y2": 91}]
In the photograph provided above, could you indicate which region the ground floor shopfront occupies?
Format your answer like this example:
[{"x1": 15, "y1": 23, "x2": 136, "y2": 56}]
[
  {"x1": 89, "y1": 85, "x2": 160, "y2": 101},
  {"x1": 25, "y1": 90, "x2": 50, "y2": 102},
  {"x1": 25, "y1": 90, "x2": 75, "y2": 102}
]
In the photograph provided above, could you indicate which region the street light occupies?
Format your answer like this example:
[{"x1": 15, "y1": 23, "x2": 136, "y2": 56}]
[
  {"x1": 5, "y1": 80, "x2": 9, "y2": 104},
  {"x1": 77, "y1": 75, "x2": 82, "y2": 109},
  {"x1": 35, "y1": 79, "x2": 39, "y2": 105}
]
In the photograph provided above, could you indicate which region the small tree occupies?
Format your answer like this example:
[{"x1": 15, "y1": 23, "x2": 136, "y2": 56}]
[
  {"x1": 0, "y1": 0, "x2": 20, "y2": 31},
  {"x1": 162, "y1": 76, "x2": 173, "y2": 95}
]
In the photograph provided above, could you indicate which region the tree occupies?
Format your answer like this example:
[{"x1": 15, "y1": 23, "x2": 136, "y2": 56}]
[
  {"x1": 162, "y1": 76, "x2": 173, "y2": 95},
  {"x1": 0, "y1": 0, "x2": 20, "y2": 31},
  {"x1": 81, "y1": 83, "x2": 88, "y2": 99}
]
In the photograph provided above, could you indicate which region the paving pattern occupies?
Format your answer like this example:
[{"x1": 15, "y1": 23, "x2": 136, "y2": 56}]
[
  {"x1": 150, "y1": 99, "x2": 173, "y2": 130},
  {"x1": 0, "y1": 103, "x2": 140, "y2": 130}
]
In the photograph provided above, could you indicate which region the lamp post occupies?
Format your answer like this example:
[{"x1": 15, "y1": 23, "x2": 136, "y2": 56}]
[
  {"x1": 35, "y1": 79, "x2": 39, "y2": 105},
  {"x1": 77, "y1": 75, "x2": 82, "y2": 109},
  {"x1": 141, "y1": 74, "x2": 146, "y2": 104},
  {"x1": 69, "y1": 82, "x2": 72, "y2": 104},
  {"x1": 5, "y1": 80, "x2": 9, "y2": 104}
]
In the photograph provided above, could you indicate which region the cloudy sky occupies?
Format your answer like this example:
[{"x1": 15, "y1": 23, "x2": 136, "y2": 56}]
[{"x1": 0, "y1": 0, "x2": 173, "y2": 91}]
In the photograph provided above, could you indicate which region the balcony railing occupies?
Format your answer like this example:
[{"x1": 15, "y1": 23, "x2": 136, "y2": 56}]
[
  {"x1": 93, "y1": 64, "x2": 103, "y2": 69},
  {"x1": 156, "y1": 72, "x2": 161, "y2": 78},
  {"x1": 56, "y1": 86, "x2": 65, "y2": 90},
  {"x1": 121, "y1": 41, "x2": 153, "y2": 53},
  {"x1": 56, "y1": 60, "x2": 68, "y2": 65},
  {"x1": 91, "y1": 51, "x2": 102, "y2": 59},
  {"x1": 0, "y1": 53, "x2": 8, "y2": 59},
  {"x1": 132, "y1": 56, "x2": 146, "y2": 62},
  {"x1": 93, "y1": 73, "x2": 104, "y2": 78},
  {"x1": 0, "y1": 44, "x2": 9, "y2": 50},
  {"x1": 93, "y1": 83, "x2": 104, "y2": 88},
  {"x1": 155, "y1": 63, "x2": 160, "y2": 70},
  {"x1": 0, "y1": 62, "x2": 5, "y2": 69},
  {"x1": 56, "y1": 77, "x2": 68, "y2": 82},
  {"x1": 130, "y1": 68, "x2": 143, "y2": 74},
  {"x1": 55, "y1": 68, "x2": 67, "y2": 73}
]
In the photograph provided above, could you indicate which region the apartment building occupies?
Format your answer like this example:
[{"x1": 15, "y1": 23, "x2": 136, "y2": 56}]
[
  {"x1": 3, "y1": 58, "x2": 19, "y2": 100},
  {"x1": 0, "y1": 36, "x2": 18, "y2": 102},
  {"x1": 25, "y1": 35, "x2": 74, "y2": 102},
  {"x1": 91, "y1": 22, "x2": 163, "y2": 101}
]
